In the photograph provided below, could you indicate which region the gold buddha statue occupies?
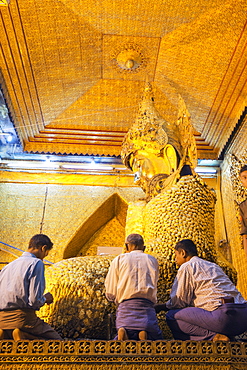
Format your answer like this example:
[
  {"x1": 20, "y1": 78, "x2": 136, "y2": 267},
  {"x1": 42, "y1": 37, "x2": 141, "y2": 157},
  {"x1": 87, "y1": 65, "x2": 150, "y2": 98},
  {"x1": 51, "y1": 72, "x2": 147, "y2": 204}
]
[{"x1": 121, "y1": 82, "x2": 235, "y2": 279}]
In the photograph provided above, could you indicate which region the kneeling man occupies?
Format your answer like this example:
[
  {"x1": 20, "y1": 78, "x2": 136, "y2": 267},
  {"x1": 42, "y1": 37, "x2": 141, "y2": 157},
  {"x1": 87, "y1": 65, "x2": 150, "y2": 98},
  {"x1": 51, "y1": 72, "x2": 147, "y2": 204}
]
[
  {"x1": 155, "y1": 239, "x2": 247, "y2": 341},
  {"x1": 0, "y1": 234, "x2": 62, "y2": 340},
  {"x1": 105, "y1": 233, "x2": 163, "y2": 341}
]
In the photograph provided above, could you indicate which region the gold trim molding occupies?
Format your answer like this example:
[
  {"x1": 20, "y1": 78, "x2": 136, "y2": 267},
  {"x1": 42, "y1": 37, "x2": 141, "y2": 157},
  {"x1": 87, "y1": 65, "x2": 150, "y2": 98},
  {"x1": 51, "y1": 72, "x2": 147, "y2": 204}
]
[
  {"x1": 0, "y1": 170, "x2": 136, "y2": 186},
  {"x1": 0, "y1": 340, "x2": 247, "y2": 369}
]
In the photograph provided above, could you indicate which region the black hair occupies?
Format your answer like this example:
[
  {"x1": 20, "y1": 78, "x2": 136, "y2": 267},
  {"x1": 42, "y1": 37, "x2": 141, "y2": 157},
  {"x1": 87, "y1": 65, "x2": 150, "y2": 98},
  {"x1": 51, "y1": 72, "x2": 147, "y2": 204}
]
[
  {"x1": 175, "y1": 239, "x2": 198, "y2": 256},
  {"x1": 28, "y1": 234, "x2": 53, "y2": 251},
  {"x1": 240, "y1": 165, "x2": 247, "y2": 174},
  {"x1": 126, "y1": 233, "x2": 144, "y2": 249}
]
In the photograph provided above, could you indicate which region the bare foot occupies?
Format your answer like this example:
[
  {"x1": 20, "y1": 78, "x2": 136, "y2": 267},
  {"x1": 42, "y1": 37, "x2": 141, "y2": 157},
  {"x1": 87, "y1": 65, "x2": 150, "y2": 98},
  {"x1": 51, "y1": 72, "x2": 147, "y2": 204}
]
[
  {"x1": 139, "y1": 331, "x2": 147, "y2": 341},
  {"x1": 117, "y1": 327, "x2": 128, "y2": 340},
  {"x1": 12, "y1": 328, "x2": 26, "y2": 341},
  {"x1": 213, "y1": 333, "x2": 230, "y2": 342}
]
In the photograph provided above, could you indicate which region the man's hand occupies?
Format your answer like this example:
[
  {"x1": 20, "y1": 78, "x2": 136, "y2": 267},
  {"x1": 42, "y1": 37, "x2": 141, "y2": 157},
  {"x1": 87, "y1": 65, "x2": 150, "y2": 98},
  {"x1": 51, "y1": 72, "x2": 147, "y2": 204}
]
[
  {"x1": 44, "y1": 292, "x2": 54, "y2": 305},
  {"x1": 154, "y1": 303, "x2": 168, "y2": 313}
]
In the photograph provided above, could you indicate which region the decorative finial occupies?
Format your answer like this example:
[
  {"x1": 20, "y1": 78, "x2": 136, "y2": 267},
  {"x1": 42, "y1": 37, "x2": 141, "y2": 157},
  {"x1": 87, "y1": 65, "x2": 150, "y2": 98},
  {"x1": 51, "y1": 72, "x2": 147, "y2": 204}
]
[
  {"x1": 121, "y1": 82, "x2": 197, "y2": 170},
  {"x1": 121, "y1": 81, "x2": 170, "y2": 169}
]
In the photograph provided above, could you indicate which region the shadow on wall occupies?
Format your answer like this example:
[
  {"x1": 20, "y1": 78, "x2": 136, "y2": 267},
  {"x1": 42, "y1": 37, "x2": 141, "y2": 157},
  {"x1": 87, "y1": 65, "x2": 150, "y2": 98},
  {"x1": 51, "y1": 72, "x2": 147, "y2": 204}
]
[{"x1": 63, "y1": 193, "x2": 128, "y2": 258}]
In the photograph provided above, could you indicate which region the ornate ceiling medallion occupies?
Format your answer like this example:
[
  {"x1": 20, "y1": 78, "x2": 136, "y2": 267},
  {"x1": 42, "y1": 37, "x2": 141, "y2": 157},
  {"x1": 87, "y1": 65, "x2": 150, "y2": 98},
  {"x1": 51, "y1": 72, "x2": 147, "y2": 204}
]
[{"x1": 111, "y1": 43, "x2": 148, "y2": 73}]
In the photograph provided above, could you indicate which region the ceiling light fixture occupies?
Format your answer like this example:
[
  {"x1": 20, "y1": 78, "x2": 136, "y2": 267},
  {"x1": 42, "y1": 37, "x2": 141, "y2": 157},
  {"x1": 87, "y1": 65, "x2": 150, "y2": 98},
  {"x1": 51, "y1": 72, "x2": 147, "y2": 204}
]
[
  {"x1": 195, "y1": 167, "x2": 217, "y2": 174},
  {"x1": 61, "y1": 163, "x2": 113, "y2": 171},
  {"x1": 0, "y1": 132, "x2": 14, "y2": 143},
  {"x1": 6, "y1": 161, "x2": 60, "y2": 169}
]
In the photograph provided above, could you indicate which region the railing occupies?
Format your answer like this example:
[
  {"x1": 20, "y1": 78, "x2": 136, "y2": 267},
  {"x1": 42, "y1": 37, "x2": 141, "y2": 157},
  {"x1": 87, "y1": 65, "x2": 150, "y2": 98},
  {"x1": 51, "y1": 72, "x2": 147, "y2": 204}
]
[{"x1": 0, "y1": 241, "x2": 54, "y2": 266}]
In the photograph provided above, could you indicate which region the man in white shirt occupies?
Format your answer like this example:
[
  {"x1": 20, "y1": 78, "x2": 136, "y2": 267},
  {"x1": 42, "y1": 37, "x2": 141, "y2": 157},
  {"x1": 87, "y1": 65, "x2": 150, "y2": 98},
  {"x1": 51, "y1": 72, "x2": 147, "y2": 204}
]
[
  {"x1": 105, "y1": 233, "x2": 163, "y2": 340},
  {"x1": 155, "y1": 239, "x2": 247, "y2": 341}
]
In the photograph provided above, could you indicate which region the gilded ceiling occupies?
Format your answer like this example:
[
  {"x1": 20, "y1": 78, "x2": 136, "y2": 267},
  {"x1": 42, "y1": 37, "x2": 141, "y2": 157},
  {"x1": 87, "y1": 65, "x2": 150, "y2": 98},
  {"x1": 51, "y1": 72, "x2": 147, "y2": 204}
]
[{"x1": 0, "y1": 0, "x2": 246, "y2": 160}]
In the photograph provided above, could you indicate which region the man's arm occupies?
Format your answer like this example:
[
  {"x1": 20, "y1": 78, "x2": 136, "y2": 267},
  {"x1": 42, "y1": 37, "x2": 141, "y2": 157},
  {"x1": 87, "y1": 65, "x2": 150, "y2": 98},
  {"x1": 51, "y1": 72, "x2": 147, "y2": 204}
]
[
  {"x1": 28, "y1": 260, "x2": 47, "y2": 309},
  {"x1": 105, "y1": 257, "x2": 119, "y2": 303},
  {"x1": 155, "y1": 266, "x2": 194, "y2": 312},
  {"x1": 165, "y1": 265, "x2": 194, "y2": 310}
]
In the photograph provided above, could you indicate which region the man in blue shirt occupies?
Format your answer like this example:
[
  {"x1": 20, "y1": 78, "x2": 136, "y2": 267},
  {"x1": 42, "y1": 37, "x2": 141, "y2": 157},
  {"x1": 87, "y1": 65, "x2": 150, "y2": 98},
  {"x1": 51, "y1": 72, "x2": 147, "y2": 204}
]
[{"x1": 0, "y1": 234, "x2": 62, "y2": 340}]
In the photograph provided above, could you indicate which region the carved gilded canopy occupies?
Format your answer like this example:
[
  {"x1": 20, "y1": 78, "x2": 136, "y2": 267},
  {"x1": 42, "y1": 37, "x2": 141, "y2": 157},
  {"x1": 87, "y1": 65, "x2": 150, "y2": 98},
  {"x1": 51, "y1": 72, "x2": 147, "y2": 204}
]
[{"x1": 0, "y1": 0, "x2": 246, "y2": 160}]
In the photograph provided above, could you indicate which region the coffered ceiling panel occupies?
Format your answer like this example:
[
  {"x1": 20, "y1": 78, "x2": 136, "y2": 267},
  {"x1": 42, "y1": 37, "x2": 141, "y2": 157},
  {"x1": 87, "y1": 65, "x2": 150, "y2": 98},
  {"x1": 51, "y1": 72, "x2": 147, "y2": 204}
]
[{"x1": 0, "y1": 0, "x2": 246, "y2": 160}]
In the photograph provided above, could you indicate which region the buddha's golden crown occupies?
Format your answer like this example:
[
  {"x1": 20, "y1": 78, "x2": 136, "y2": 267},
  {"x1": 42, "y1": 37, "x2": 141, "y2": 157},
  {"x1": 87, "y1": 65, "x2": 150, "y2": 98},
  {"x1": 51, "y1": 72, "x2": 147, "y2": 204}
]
[{"x1": 121, "y1": 82, "x2": 197, "y2": 169}]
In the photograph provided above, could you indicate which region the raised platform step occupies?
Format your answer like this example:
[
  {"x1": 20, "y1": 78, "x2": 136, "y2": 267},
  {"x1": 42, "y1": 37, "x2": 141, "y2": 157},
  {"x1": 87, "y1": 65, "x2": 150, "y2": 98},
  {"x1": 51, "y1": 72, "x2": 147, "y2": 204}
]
[{"x1": 0, "y1": 340, "x2": 247, "y2": 369}]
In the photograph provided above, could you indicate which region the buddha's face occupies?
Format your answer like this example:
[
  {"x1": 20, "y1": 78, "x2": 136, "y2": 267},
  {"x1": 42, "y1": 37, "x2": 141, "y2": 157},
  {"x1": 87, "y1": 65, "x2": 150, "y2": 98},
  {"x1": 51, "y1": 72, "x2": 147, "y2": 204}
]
[{"x1": 129, "y1": 145, "x2": 178, "y2": 192}]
